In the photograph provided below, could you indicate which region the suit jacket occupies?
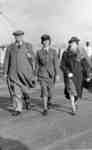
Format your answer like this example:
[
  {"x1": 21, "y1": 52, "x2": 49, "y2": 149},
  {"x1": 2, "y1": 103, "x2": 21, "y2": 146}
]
[
  {"x1": 4, "y1": 41, "x2": 35, "y2": 88},
  {"x1": 36, "y1": 47, "x2": 59, "y2": 82}
]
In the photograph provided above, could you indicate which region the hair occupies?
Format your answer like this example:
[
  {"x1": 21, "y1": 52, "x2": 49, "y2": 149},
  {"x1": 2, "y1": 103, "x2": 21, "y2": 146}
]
[
  {"x1": 41, "y1": 39, "x2": 51, "y2": 45},
  {"x1": 41, "y1": 35, "x2": 51, "y2": 45},
  {"x1": 67, "y1": 45, "x2": 71, "y2": 51},
  {"x1": 86, "y1": 41, "x2": 90, "y2": 47}
]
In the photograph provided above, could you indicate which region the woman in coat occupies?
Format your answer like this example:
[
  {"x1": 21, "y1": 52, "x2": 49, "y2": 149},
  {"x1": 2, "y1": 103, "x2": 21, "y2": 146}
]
[{"x1": 60, "y1": 37, "x2": 83, "y2": 115}]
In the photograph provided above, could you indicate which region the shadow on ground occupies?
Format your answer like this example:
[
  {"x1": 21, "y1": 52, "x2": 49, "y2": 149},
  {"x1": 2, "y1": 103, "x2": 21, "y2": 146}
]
[
  {"x1": 31, "y1": 97, "x2": 73, "y2": 115},
  {"x1": 0, "y1": 137, "x2": 29, "y2": 150},
  {"x1": 0, "y1": 97, "x2": 11, "y2": 110},
  {"x1": 0, "y1": 95, "x2": 74, "y2": 115}
]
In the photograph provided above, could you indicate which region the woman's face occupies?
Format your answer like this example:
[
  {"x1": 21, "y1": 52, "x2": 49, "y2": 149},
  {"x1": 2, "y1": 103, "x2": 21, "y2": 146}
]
[
  {"x1": 42, "y1": 40, "x2": 50, "y2": 48},
  {"x1": 70, "y1": 42, "x2": 78, "y2": 52}
]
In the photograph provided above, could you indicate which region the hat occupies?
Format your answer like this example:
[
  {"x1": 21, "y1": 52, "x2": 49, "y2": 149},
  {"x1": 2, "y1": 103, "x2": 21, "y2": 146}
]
[
  {"x1": 68, "y1": 36, "x2": 80, "y2": 44},
  {"x1": 41, "y1": 34, "x2": 51, "y2": 43},
  {"x1": 13, "y1": 30, "x2": 24, "y2": 36}
]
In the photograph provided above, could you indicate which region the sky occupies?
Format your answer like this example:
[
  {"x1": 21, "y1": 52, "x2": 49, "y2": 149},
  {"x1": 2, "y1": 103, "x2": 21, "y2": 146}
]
[{"x1": 0, "y1": 0, "x2": 92, "y2": 45}]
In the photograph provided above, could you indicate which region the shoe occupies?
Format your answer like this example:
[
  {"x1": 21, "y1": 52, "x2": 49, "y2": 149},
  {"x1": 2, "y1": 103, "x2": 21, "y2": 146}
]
[
  {"x1": 25, "y1": 103, "x2": 32, "y2": 111},
  {"x1": 42, "y1": 109, "x2": 48, "y2": 116},
  {"x1": 12, "y1": 111, "x2": 21, "y2": 116},
  {"x1": 71, "y1": 110, "x2": 76, "y2": 115},
  {"x1": 47, "y1": 102, "x2": 52, "y2": 109},
  {"x1": 7, "y1": 105, "x2": 15, "y2": 111}
]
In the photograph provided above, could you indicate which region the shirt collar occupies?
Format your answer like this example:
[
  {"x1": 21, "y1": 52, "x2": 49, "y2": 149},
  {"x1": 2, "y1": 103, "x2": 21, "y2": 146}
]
[
  {"x1": 15, "y1": 41, "x2": 23, "y2": 47},
  {"x1": 43, "y1": 46, "x2": 50, "y2": 52}
]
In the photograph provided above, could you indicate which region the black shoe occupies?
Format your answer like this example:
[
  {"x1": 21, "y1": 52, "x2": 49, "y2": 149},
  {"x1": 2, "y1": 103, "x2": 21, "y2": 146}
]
[
  {"x1": 47, "y1": 102, "x2": 52, "y2": 109},
  {"x1": 12, "y1": 111, "x2": 21, "y2": 116},
  {"x1": 25, "y1": 103, "x2": 32, "y2": 111},
  {"x1": 42, "y1": 109, "x2": 48, "y2": 116},
  {"x1": 71, "y1": 110, "x2": 76, "y2": 116}
]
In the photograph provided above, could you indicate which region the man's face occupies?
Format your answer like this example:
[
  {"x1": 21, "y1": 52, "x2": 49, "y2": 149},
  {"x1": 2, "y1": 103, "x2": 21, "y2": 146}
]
[
  {"x1": 14, "y1": 35, "x2": 23, "y2": 43},
  {"x1": 70, "y1": 42, "x2": 78, "y2": 52},
  {"x1": 42, "y1": 40, "x2": 50, "y2": 48}
]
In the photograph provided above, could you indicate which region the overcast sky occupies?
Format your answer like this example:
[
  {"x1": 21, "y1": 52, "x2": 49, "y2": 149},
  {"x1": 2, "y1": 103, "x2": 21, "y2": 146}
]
[{"x1": 0, "y1": 0, "x2": 92, "y2": 45}]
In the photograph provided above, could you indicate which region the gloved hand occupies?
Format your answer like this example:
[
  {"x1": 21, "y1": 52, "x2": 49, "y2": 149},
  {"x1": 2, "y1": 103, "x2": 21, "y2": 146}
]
[
  {"x1": 86, "y1": 78, "x2": 91, "y2": 82},
  {"x1": 68, "y1": 73, "x2": 73, "y2": 78}
]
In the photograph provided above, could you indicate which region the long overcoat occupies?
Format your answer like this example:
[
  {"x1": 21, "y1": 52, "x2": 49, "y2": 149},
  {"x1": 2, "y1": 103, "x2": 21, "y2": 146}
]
[
  {"x1": 4, "y1": 42, "x2": 35, "y2": 91},
  {"x1": 60, "y1": 49, "x2": 83, "y2": 98}
]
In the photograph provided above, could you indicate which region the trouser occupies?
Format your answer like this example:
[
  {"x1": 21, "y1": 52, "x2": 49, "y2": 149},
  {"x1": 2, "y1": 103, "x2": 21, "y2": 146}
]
[
  {"x1": 7, "y1": 79, "x2": 30, "y2": 112},
  {"x1": 13, "y1": 85, "x2": 23, "y2": 112}
]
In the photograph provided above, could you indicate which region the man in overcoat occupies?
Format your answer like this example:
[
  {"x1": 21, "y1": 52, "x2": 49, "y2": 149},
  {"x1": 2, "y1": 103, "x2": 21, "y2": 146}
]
[
  {"x1": 60, "y1": 37, "x2": 83, "y2": 115},
  {"x1": 4, "y1": 30, "x2": 35, "y2": 116},
  {"x1": 36, "y1": 34, "x2": 59, "y2": 116}
]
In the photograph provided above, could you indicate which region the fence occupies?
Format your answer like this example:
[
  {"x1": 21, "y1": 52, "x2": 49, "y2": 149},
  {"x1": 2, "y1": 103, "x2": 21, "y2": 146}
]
[{"x1": 0, "y1": 46, "x2": 7, "y2": 77}]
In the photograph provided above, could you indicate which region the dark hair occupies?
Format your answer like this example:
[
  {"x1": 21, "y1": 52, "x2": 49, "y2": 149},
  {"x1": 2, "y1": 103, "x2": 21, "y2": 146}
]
[
  {"x1": 86, "y1": 41, "x2": 90, "y2": 46},
  {"x1": 41, "y1": 34, "x2": 51, "y2": 44},
  {"x1": 67, "y1": 45, "x2": 71, "y2": 51}
]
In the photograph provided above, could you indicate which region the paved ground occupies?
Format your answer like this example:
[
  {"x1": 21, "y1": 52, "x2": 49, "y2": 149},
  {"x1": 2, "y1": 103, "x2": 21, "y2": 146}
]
[{"x1": 0, "y1": 79, "x2": 92, "y2": 149}]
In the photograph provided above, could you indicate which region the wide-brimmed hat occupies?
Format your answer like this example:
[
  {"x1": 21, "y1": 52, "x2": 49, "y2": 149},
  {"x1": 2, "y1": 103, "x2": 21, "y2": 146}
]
[{"x1": 68, "y1": 36, "x2": 80, "y2": 44}]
